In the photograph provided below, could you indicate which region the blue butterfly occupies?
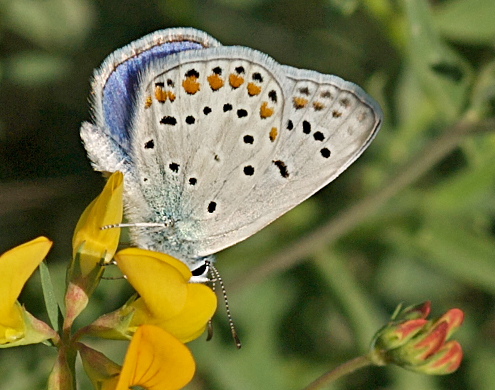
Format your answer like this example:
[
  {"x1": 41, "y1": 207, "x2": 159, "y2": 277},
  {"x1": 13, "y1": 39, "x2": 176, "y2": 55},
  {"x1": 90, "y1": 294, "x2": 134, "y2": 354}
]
[{"x1": 81, "y1": 28, "x2": 382, "y2": 279}]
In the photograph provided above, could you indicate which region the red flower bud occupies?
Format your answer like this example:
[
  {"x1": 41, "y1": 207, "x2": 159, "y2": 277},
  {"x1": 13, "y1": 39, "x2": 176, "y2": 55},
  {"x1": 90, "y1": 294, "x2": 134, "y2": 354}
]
[{"x1": 370, "y1": 303, "x2": 464, "y2": 375}]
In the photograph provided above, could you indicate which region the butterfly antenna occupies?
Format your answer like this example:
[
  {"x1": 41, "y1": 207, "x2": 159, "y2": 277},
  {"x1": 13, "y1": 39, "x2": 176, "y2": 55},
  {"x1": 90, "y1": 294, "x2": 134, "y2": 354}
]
[
  {"x1": 208, "y1": 262, "x2": 241, "y2": 349},
  {"x1": 206, "y1": 277, "x2": 216, "y2": 342},
  {"x1": 101, "y1": 222, "x2": 169, "y2": 230}
]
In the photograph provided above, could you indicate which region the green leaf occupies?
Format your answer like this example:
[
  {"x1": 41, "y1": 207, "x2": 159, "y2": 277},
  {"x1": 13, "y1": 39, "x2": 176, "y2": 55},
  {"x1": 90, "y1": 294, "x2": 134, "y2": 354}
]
[
  {"x1": 389, "y1": 65, "x2": 438, "y2": 164},
  {"x1": 402, "y1": 0, "x2": 472, "y2": 121},
  {"x1": 39, "y1": 260, "x2": 60, "y2": 332},
  {"x1": 434, "y1": 0, "x2": 495, "y2": 45},
  {"x1": 416, "y1": 222, "x2": 495, "y2": 294},
  {"x1": 420, "y1": 153, "x2": 495, "y2": 216},
  {"x1": 469, "y1": 59, "x2": 495, "y2": 119},
  {"x1": 375, "y1": 254, "x2": 461, "y2": 303},
  {"x1": 314, "y1": 250, "x2": 383, "y2": 349}
]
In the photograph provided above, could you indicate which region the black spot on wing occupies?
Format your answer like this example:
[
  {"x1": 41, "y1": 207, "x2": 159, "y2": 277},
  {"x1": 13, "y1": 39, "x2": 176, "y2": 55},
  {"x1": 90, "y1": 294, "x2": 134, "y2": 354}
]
[
  {"x1": 243, "y1": 165, "x2": 254, "y2": 176},
  {"x1": 273, "y1": 160, "x2": 289, "y2": 178},
  {"x1": 161, "y1": 116, "x2": 177, "y2": 125}
]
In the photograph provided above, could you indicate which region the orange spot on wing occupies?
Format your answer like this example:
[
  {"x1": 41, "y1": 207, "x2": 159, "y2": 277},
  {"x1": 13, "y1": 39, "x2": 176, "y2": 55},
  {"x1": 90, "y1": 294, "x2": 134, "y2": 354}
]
[
  {"x1": 229, "y1": 73, "x2": 244, "y2": 89},
  {"x1": 182, "y1": 76, "x2": 201, "y2": 94},
  {"x1": 293, "y1": 97, "x2": 308, "y2": 109},
  {"x1": 247, "y1": 82, "x2": 262, "y2": 96},
  {"x1": 155, "y1": 86, "x2": 167, "y2": 102},
  {"x1": 269, "y1": 127, "x2": 278, "y2": 142},
  {"x1": 312, "y1": 101, "x2": 325, "y2": 111},
  {"x1": 145, "y1": 96, "x2": 153, "y2": 108},
  {"x1": 260, "y1": 102, "x2": 274, "y2": 119},
  {"x1": 207, "y1": 74, "x2": 224, "y2": 91},
  {"x1": 167, "y1": 91, "x2": 176, "y2": 102},
  {"x1": 332, "y1": 110, "x2": 342, "y2": 118}
]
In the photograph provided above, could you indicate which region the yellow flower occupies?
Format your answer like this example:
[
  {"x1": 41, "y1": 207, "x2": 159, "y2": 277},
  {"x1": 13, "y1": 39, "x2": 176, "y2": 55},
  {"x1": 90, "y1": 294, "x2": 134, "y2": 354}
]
[
  {"x1": 66, "y1": 172, "x2": 124, "y2": 325},
  {"x1": 72, "y1": 171, "x2": 123, "y2": 275},
  {"x1": 81, "y1": 326, "x2": 195, "y2": 390},
  {"x1": 0, "y1": 236, "x2": 55, "y2": 346},
  {"x1": 116, "y1": 325, "x2": 195, "y2": 390},
  {"x1": 118, "y1": 248, "x2": 217, "y2": 343},
  {"x1": 85, "y1": 248, "x2": 217, "y2": 344}
]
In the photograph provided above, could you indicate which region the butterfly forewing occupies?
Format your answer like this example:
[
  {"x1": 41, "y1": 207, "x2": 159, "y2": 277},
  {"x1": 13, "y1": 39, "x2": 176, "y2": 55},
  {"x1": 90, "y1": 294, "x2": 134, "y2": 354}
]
[{"x1": 126, "y1": 46, "x2": 381, "y2": 258}]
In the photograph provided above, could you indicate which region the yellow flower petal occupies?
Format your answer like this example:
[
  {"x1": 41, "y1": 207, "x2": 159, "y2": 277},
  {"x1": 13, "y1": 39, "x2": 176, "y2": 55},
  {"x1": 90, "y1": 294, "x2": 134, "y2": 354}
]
[
  {"x1": 115, "y1": 248, "x2": 191, "y2": 319},
  {"x1": 0, "y1": 304, "x2": 24, "y2": 344},
  {"x1": 116, "y1": 247, "x2": 191, "y2": 279},
  {"x1": 116, "y1": 325, "x2": 195, "y2": 390},
  {"x1": 72, "y1": 171, "x2": 123, "y2": 274},
  {"x1": 0, "y1": 237, "x2": 52, "y2": 324},
  {"x1": 152, "y1": 283, "x2": 217, "y2": 343}
]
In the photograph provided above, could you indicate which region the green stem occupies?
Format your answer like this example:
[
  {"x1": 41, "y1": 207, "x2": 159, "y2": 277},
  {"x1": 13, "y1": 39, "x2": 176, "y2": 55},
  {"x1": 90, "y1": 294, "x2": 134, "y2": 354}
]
[{"x1": 302, "y1": 355, "x2": 373, "y2": 390}]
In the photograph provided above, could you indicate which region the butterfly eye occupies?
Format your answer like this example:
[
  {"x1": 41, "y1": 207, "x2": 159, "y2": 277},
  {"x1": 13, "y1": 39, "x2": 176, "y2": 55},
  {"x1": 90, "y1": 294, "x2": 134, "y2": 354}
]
[{"x1": 191, "y1": 262, "x2": 209, "y2": 277}]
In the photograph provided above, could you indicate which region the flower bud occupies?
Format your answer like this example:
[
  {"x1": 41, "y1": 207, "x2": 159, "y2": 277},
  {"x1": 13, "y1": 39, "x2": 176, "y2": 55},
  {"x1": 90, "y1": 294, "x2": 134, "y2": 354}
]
[{"x1": 370, "y1": 302, "x2": 464, "y2": 375}]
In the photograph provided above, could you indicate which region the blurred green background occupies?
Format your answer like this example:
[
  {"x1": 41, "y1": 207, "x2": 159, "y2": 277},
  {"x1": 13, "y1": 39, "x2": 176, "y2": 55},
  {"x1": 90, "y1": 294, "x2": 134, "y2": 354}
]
[{"x1": 1, "y1": 0, "x2": 495, "y2": 389}]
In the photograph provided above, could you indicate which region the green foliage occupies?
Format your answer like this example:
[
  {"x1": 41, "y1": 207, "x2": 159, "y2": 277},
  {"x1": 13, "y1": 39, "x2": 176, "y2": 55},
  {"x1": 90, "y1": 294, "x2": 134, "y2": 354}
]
[{"x1": 0, "y1": 0, "x2": 494, "y2": 389}]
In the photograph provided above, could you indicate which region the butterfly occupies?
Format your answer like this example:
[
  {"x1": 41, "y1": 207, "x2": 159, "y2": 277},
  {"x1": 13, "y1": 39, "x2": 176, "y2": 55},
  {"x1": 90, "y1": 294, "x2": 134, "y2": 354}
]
[{"x1": 81, "y1": 27, "x2": 382, "y2": 279}]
